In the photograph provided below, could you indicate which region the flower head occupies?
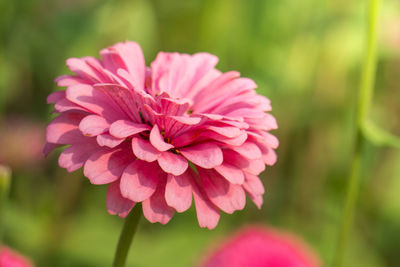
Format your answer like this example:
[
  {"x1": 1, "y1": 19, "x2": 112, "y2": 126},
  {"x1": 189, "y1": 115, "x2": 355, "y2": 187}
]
[
  {"x1": 201, "y1": 226, "x2": 320, "y2": 267},
  {"x1": 45, "y1": 41, "x2": 278, "y2": 229},
  {"x1": 0, "y1": 246, "x2": 34, "y2": 267}
]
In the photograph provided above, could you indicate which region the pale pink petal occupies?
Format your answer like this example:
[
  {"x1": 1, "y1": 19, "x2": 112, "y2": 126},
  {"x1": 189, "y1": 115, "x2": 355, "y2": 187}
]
[
  {"x1": 192, "y1": 71, "x2": 240, "y2": 111},
  {"x1": 79, "y1": 115, "x2": 109, "y2": 136},
  {"x1": 58, "y1": 140, "x2": 99, "y2": 172},
  {"x1": 131, "y1": 137, "x2": 160, "y2": 162},
  {"x1": 55, "y1": 75, "x2": 89, "y2": 87},
  {"x1": 214, "y1": 163, "x2": 245, "y2": 184},
  {"x1": 109, "y1": 120, "x2": 150, "y2": 138},
  {"x1": 223, "y1": 150, "x2": 265, "y2": 175},
  {"x1": 54, "y1": 98, "x2": 88, "y2": 113},
  {"x1": 246, "y1": 113, "x2": 278, "y2": 131},
  {"x1": 197, "y1": 77, "x2": 257, "y2": 114},
  {"x1": 264, "y1": 149, "x2": 277, "y2": 166},
  {"x1": 231, "y1": 142, "x2": 262, "y2": 160},
  {"x1": 157, "y1": 151, "x2": 188, "y2": 176},
  {"x1": 66, "y1": 84, "x2": 126, "y2": 121},
  {"x1": 205, "y1": 125, "x2": 241, "y2": 138},
  {"x1": 199, "y1": 169, "x2": 246, "y2": 214},
  {"x1": 66, "y1": 57, "x2": 103, "y2": 82},
  {"x1": 243, "y1": 187, "x2": 263, "y2": 209},
  {"x1": 165, "y1": 172, "x2": 193, "y2": 212},
  {"x1": 192, "y1": 179, "x2": 220, "y2": 229},
  {"x1": 93, "y1": 84, "x2": 141, "y2": 122},
  {"x1": 46, "y1": 111, "x2": 87, "y2": 144},
  {"x1": 96, "y1": 134, "x2": 124, "y2": 148},
  {"x1": 149, "y1": 124, "x2": 174, "y2": 151},
  {"x1": 83, "y1": 148, "x2": 133, "y2": 184},
  {"x1": 43, "y1": 142, "x2": 59, "y2": 156},
  {"x1": 47, "y1": 91, "x2": 65, "y2": 104},
  {"x1": 264, "y1": 132, "x2": 279, "y2": 149},
  {"x1": 180, "y1": 143, "x2": 223, "y2": 169},
  {"x1": 142, "y1": 174, "x2": 174, "y2": 224},
  {"x1": 106, "y1": 180, "x2": 135, "y2": 217},
  {"x1": 199, "y1": 130, "x2": 248, "y2": 147},
  {"x1": 243, "y1": 173, "x2": 265, "y2": 195},
  {"x1": 120, "y1": 160, "x2": 159, "y2": 202},
  {"x1": 112, "y1": 41, "x2": 145, "y2": 91}
]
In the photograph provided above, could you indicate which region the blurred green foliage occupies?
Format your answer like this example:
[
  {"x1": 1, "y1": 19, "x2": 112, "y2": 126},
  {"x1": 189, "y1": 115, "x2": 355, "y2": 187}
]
[{"x1": 0, "y1": 0, "x2": 400, "y2": 266}]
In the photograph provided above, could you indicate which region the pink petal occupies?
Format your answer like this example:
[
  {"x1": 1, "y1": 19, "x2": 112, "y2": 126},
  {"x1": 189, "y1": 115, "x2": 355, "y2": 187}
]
[
  {"x1": 131, "y1": 137, "x2": 160, "y2": 162},
  {"x1": 231, "y1": 142, "x2": 262, "y2": 160},
  {"x1": 142, "y1": 175, "x2": 174, "y2": 224},
  {"x1": 199, "y1": 169, "x2": 246, "y2": 214},
  {"x1": 205, "y1": 125, "x2": 241, "y2": 138},
  {"x1": 159, "y1": 97, "x2": 191, "y2": 117},
  {"x1": 79, "y1": 115, "x2": 109, "y2": 136},
  {"x1": 83, "y1": 148, "x2": 133, "y2": 184},
  {"x1": 149, "y1": 124, "x2": 174, "y2": 151},
  {"x1": 55, "y1": 75, "x2": 89, "y2": 87},
  {"x1": 263, "y1": 132, "x2": 279, "y2": 149},
  {"x1": 246, "y1": 113, "x2": 278, "y2": 131},
  {"x1": 43, "y1": 142, "x2": 59, "y2": 156},
  {"x1": 223, "y1": 150, "x2": 265, "y2": 175},
  {"x1": 106, "y1": 180, "x2": 135, "y2": 217},
  {"x1": 198, "y1": 77, "x2": 257, "y2": 113},
  {"x1": 200, "y1": 130, "x2": 248, "y2": 146},
  {"x1": 112, "y1": 42, "x2": 145, "y2": 91},
  {"x1": 242, "y1": 172, "x2": 265, "y2": 209},
  {"x1": 169, "y1": 115, "x2": 201, "y2": 125},
  {"x1": 66, "y1": 84, "x2": 126, "y2": 121},
  {"x1": 58, "y1": 140, "x2": 99, "y2": 172},
  {"x1": 93, "y1": 84, "x2": 141, "y2": 122},
  {"x1": 120, "y1": 160, "x2": 159, "y2": 202},
  {"x1": 66, "y1": 57, "x2": 103, "y2": 83},
  {"x1": 214, "y1": 163, "x2": 245, "y2": 184},
  {"x1": 109, "y1": 120, "x2": 150, "y2": 139},
  {"x1": 154, "y1": 52, "x2": 219, "y2": 98},
  {"x1": 100, "y1": 48, "x2": 124, "y2": 74},
  {"x1": 165, "y1": 172, "x2": 193, "y2": 212},
  {"x1": 157, "y1": 151, "x2": 188, "y2": 176},
  {"x1": 54, "y1": 98, "x2": 88, "y2": 113},
  {"x1": 243, "y1": 173, "x2": 265, "y2": 195},
  {"x1": 180, "y1": 143, "x2": 223, "y2": 169},
  {"x1": 96, "y1": 134, "x2": 124, "y2": 148},
  {"x1": 264, "y1": 149, "x2": 277, "y2": 166},
  {"x1": 192, "y1": 179, "x2": 220, "y2": 229},
  {"x1": 47, "y1": 91, "x2": 65, "y2": 104},
  {"x1": 46, "y1": 111, "x2": 87, "y2": 144},
  {"x1": 244, "y1": 187, "x2": 263, "y2": 209},
  {"x1": 192, "y1": 71, "x2": 240, "y2": 111}
]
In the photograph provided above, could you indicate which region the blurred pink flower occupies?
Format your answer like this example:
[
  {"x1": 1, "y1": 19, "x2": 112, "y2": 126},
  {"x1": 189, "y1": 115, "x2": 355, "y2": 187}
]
[
  {"x1": 45, "y1": 41, "x2": 278, "y2": 229},
  {"x1": 201, "y1": 226, "x2": 320, "y2": 267},
  {"x1": 0, "y1": 118, "x2": 45, "y2": 170},
  {"x1": 0, "y1": 246, "x2": 34, "y2": 267}
]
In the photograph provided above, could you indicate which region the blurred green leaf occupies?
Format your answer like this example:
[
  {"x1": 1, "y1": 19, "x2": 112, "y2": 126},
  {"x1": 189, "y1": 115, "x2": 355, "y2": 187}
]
[{"x1": 362, "y1": 119, "x2": 400, "y2": 148}]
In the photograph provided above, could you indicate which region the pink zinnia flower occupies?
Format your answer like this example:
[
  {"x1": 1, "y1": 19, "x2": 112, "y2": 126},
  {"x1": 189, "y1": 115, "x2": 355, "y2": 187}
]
[
  {"x1": 0, "y1": 246, "x2": 34, "y2": 267},
  {"x1": 201, "y1": 226, "x2": 320, "y2": 267},
  {"x1": 45, "y1": 41, "x2": 278, "y2": 229}
]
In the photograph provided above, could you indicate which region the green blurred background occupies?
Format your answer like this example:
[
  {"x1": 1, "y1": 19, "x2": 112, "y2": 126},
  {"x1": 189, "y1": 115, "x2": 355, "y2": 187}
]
[{"x1": 1, "y1": 0, "x2": 399, "y2": 266}]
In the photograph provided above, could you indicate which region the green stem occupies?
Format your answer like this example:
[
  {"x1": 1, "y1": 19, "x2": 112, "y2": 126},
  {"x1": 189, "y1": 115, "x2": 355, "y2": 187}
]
[
  {"x1": 112, "y1": 204, "x2": 142, "y2": 267},
  {"x1": 357, "y1": 0, "x2": 380, "y2": 126},
  {"x1": 0, "y1": 165, "x2": 11, "y2": 247},
  {"x1": 333, "y1": 0, "x2": 380, "y2": 266}
]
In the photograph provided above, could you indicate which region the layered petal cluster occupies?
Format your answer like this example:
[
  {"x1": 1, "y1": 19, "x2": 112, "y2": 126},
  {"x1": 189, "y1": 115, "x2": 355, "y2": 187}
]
[
  {"x1": 0, "y1": 246, "x2": 34, "y2": 267},
  {"x1": 45, "y1": 41, "x2": 278, "y2": 229},
  {"x1": 201, "y1": 226, "x2": 320, "y2": 267}
]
